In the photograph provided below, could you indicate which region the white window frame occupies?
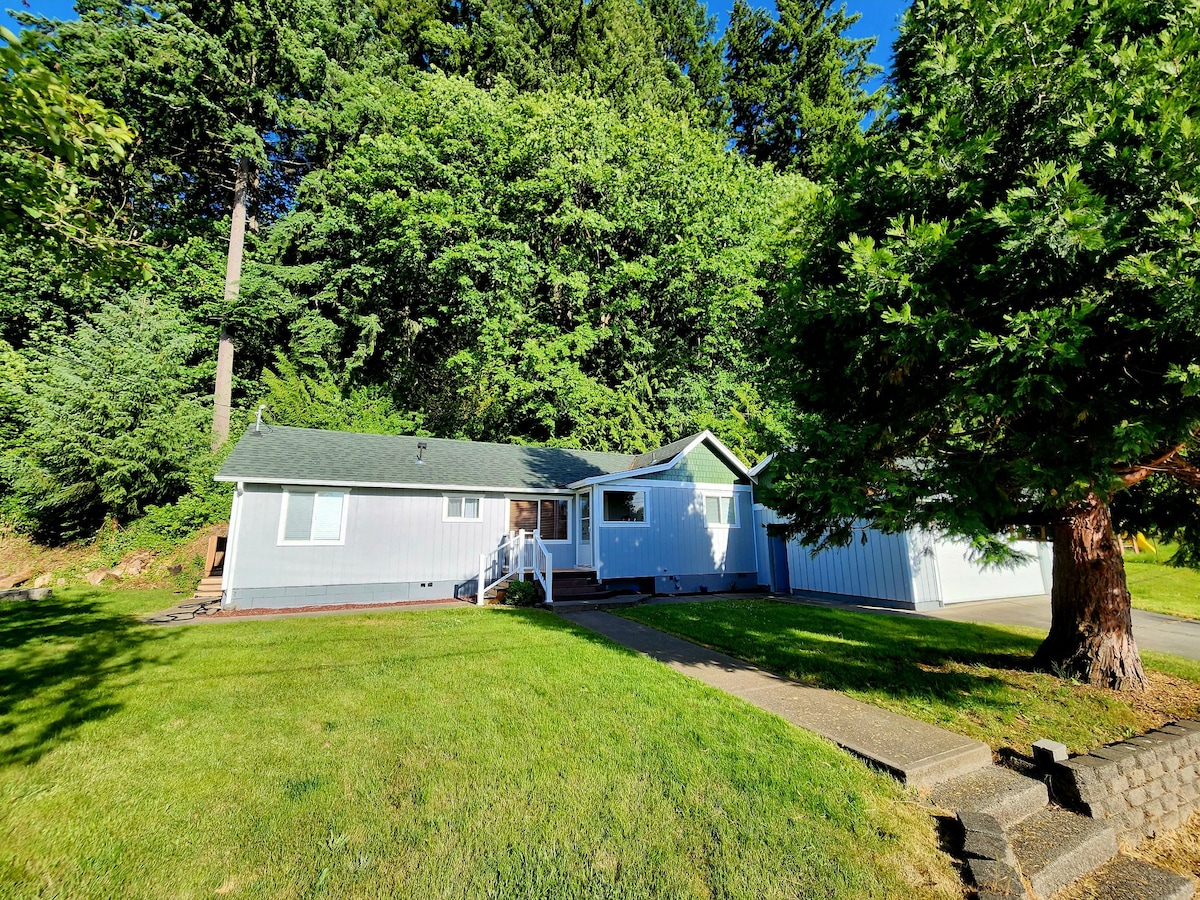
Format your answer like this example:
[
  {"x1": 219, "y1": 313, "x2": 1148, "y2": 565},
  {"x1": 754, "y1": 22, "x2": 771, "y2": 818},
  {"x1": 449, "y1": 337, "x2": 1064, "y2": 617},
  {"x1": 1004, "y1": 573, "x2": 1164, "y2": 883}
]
[
  {"x1": 703, "y1": 493, "x2": 739, "y2": 528},
  {"x1": 599, "y1": 488, "x2": 649, "y2": 526},
  {"x1": 443, "y1": 494, "x2": 484, "y2": 523},
  {"x1": 508, "y1": 496, "x2": 572, "y2": 543},
  {"x1": 277, "y1": 487, "x2": 350, "y2": 546}
]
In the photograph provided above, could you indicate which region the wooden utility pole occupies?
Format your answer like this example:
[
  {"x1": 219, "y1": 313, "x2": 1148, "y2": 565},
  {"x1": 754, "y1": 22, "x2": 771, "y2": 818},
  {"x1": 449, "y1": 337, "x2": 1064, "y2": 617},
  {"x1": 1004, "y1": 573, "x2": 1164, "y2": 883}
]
[{"x1": 212, "y1": 157, "x2": 252, "y2": 449}]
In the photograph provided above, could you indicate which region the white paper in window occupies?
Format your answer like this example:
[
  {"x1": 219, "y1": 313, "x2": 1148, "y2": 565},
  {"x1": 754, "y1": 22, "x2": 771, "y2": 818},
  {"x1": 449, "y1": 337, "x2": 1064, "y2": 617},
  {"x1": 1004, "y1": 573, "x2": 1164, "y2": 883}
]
[
  {"x1": 311, "y1": 492, "x2": 344, "y2": 541},
  {"x1": 723, "y1": 496, "x2": 737, "y2": 526},
  {"x1": 284, "y1": 492, "x2": 316, "y2": 541},
  {"x1": 463, "y1": 497, "x2": 480, "y2": 519},
  {"x1": 448, "y1": 497, "x2": 463, "y2": 518},
  {"x1": 705, "y1": 496, "x2": 721, "y2": 524}
]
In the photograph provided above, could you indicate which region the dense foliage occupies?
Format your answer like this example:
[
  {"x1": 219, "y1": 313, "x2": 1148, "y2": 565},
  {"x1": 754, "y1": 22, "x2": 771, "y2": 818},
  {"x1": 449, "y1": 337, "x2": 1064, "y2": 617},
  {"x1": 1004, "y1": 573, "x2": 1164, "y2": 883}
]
[
  {"x1": 0, "y1": 0, "x2": 870, "y2": 542},
  {"x1": 762, "y1": 0, "x2": 1200, "y2": 687}
]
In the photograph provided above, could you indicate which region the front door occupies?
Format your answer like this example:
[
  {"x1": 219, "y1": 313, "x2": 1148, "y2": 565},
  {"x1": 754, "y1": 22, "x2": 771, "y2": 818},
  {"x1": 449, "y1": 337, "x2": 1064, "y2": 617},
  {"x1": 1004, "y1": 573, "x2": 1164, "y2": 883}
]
[
  {"x1": 577, "y1": 490, "x2": 593, "y2": 567},
  {"x1": 769, "y1": 535, "x2": 790, "y2": 594}
]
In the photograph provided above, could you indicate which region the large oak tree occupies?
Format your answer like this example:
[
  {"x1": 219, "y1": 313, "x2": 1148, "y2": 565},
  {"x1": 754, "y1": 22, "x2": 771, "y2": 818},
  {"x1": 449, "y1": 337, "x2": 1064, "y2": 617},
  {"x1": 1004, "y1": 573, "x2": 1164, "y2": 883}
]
[{"x1": 763, "y1": 0, "x2": 1200, "y2": 689}]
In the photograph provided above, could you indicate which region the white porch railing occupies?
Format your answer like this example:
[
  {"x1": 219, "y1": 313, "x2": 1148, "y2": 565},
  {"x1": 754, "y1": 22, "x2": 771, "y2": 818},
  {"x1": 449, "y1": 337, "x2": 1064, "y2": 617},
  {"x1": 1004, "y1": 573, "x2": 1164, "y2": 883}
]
[
  {"x1": 476, "y1": 529, "x2": 554, "y2": 605},
  {"x1": 528, "y1": 531, "x2": 554, "y2": 606}
]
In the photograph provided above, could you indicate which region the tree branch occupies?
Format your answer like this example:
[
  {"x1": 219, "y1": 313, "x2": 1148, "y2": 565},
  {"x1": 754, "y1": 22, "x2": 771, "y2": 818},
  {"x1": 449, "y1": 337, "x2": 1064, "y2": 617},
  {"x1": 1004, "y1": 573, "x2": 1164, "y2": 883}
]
[{"x1": 1117, "y1": 444, "x2": 1185, "y2": 486}]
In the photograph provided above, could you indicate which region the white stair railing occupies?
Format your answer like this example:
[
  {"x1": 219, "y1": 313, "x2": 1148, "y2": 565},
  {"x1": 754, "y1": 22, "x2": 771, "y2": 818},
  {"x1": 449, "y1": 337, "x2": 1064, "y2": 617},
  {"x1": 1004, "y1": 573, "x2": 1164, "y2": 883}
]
[
  {"x1": 529, "y1": 530, "x2": 554, "y2": 606},
  {"x1": 477, "y1": 529, "x2": 554, "y2": 605},
  {"x1": 477, "y1": 530, "x2": 525, "y2": 604}
]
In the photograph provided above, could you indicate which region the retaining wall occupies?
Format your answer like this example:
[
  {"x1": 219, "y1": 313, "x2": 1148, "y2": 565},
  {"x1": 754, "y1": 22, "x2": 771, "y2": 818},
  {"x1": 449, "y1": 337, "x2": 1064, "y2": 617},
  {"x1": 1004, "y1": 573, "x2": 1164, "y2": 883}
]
[{"x1": 1050, "y1": 720, "x2": 1200, "y2": 844}]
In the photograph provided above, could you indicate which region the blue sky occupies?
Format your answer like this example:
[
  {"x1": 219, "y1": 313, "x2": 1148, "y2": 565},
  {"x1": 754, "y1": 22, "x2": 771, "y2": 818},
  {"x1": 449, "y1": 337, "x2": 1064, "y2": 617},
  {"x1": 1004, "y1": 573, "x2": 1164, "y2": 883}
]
[{"x1": 5, "y1": 0, "x2": 910, "y2": 78}]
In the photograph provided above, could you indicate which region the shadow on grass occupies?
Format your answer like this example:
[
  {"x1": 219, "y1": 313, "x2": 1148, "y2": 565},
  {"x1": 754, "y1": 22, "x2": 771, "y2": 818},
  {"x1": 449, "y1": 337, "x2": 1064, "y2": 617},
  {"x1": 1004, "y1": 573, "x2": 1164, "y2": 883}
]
[
  {"x1": 0, "y1": 591, "x2": 178, "y2": 766},
  {"x1": 623, "y1": 599, "x2": 1048, "y2": 712}
]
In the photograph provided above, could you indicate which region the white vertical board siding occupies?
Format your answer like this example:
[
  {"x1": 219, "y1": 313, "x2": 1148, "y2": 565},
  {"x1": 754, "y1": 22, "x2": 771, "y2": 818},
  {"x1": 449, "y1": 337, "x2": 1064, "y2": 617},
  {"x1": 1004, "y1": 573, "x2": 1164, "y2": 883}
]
[
  {"x1": 934, "y1": 536, "x2": 1051, "y2": 603},
  {"x1": 232, "y1": 484, "x2": 514, "y2": 588},
  {"x1": 785, "y1": 526, "x2": 917, "y2": 604},
  {"x1": 597, "y1": 485, "x2": 756, "y2": 579},
  {"x1": 906, "y1": 529, "x2": 943, "y2": 607}
]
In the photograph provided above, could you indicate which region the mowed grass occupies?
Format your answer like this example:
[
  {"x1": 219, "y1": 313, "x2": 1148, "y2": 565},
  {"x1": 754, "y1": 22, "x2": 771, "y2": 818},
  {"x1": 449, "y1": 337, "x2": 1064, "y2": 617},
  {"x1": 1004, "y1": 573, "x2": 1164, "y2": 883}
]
[
  {"x1": 620, "y1": 600, "x2": 1200, "y2": 756},
  {"x1": 1126, "y1": 549, "x2": 1200, "y2": 621},
  {"x1": 0, "y1": 590, "x2": 961, "y2": 900}
]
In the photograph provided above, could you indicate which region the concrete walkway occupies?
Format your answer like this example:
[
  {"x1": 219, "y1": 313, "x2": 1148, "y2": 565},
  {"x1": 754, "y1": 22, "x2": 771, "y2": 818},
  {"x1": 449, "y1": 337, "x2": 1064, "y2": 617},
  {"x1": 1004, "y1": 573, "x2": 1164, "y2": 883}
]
[
  {"x1": 559, "y1": 609, "x2": 991, "y2": 789},
  {"x1": 921, "y1": 596, "x2": 1200, "y2": 661},
  {"x1": 144, "y1": 597, "x2": 470, "y2": 625}
]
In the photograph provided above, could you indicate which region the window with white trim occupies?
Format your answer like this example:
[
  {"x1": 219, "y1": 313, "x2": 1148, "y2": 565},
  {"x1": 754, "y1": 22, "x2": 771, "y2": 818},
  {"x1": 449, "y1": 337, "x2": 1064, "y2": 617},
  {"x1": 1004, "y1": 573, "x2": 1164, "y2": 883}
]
[
  {"x1": 445, "y1": 495, "x2": 482, "y2": 521},
  {"x1": 280, "y1": 490, "x2": 347, "y2": 544},
  {"x1": 704, "y1": 494, "x2": 738, "y2": 526},
  {"x1": 603, "y1": 490, "x2": 646, "y2": 523}
]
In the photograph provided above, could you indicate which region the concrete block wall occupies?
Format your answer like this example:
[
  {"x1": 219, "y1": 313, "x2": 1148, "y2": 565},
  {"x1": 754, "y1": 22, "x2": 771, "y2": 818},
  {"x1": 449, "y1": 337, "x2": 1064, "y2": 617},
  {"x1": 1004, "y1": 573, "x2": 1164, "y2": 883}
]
[{"x1": 1050, "y1": 720, "x2": 1200, "y2": 844}]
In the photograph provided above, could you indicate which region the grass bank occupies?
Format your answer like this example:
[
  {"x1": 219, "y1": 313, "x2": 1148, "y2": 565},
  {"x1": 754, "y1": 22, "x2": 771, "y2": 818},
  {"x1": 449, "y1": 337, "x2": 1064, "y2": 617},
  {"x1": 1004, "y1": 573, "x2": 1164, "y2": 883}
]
[
  {"x1": 1126, "y1": 549, "x2": 1200, "y2": 621},
  {"x1": 0, "y1": 589, "x2": 960, "y2": 900},
  {"x1": 620, "y1": 600, "x2": 1200, "y2": 755}
]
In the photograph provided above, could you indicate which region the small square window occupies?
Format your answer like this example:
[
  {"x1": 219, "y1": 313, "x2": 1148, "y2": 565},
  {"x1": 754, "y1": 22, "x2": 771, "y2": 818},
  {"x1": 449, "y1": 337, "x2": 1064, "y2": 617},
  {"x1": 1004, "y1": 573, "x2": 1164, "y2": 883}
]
[
  {"x1": 446, "y1": 495, "x2": 482, "y2": 521},
  {"x1": 704, "y1": 494, "x2": 737, "y2": 526}
]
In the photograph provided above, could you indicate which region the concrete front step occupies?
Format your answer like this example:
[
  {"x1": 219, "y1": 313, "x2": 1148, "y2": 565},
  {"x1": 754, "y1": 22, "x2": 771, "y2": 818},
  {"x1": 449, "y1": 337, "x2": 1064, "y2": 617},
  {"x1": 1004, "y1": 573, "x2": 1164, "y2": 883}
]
[
  {"x1": 1008, "y1": 809, "x2": 1118, "y2": 898},
  {"x1": 1059, "y1": 855, "x2": 1196, "y2": 900},
  {"x1": 930, "y1": 765, "x2": 1049, "y2": 830}
]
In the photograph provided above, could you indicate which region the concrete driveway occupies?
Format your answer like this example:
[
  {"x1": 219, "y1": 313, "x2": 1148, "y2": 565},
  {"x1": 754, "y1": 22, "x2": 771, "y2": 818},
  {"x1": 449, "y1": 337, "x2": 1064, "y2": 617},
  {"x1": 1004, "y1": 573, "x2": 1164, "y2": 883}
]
[{"x1": 924, "y1": 595, "x2": 1200, "y2": 661}]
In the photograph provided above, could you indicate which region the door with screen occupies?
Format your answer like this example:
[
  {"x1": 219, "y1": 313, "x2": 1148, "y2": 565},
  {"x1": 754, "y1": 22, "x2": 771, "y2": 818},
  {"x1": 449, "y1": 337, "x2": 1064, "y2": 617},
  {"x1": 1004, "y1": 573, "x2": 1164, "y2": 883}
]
[{"x1": 577, "y1": 491, "x2": 592, "y2": 567}]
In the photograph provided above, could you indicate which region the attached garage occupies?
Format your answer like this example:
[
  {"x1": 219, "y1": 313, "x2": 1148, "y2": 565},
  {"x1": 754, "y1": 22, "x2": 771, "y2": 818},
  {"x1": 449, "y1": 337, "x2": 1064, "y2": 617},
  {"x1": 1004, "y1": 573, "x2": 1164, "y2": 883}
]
[{"x1": 753, "y1": 505, "x2": 1052, "y2": 610}]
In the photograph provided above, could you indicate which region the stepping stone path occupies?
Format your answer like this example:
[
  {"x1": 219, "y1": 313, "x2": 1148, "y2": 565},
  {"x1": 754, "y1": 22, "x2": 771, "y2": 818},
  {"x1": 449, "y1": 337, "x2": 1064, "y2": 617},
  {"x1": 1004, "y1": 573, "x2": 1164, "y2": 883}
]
[{"x1": 561, "y1": 610, "x2": 1198, "y2": 900}]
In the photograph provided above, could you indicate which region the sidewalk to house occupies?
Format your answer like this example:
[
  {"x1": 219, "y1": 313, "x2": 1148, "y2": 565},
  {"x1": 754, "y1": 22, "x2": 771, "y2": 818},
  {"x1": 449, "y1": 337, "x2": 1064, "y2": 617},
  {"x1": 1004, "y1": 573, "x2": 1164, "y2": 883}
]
[{"x1": 558, "y1": 609, "x2": 992, "y2": 789}]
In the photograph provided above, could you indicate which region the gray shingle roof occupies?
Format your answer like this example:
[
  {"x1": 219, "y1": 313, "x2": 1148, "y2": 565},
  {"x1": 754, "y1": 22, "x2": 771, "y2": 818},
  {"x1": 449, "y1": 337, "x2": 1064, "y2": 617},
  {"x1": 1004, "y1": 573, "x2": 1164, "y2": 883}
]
[
  {"x1": 215, "y1": 425, "x2": 646, "y2": 490},
  {"x1": 629, "y1": 433, "x2": 703, "y2": 470}
]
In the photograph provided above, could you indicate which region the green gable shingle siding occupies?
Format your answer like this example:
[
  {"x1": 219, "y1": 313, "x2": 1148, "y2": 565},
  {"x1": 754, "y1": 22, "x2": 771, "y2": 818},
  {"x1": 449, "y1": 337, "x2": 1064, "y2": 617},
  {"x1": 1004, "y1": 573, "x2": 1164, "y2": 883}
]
[{"x1": 636, "y1": 442, "x2": 747, "y2": 485}]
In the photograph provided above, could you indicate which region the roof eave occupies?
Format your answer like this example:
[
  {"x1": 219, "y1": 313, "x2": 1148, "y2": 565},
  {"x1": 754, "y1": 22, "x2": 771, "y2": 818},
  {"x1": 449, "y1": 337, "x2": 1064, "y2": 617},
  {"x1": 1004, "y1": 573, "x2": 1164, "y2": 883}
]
[{"x1": 212, "y1": 475, "x2": 576, "y2": 494}]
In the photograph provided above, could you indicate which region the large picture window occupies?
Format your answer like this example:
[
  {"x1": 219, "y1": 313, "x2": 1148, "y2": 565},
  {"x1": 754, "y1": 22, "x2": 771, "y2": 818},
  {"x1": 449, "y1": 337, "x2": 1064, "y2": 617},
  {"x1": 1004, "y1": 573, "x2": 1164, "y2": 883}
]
[
  {"x1": 603, "y1": 490, "x2": 646, "y2": 523},
  {"x1": 704, "y1": 494, "x2": 738, "y2": 527},
  {"x1": 510, "y1": 498, "x2": 569, "y2": 541},
  {"x1": 280, "y1": 490, "x2": 347, "y2": 544}
]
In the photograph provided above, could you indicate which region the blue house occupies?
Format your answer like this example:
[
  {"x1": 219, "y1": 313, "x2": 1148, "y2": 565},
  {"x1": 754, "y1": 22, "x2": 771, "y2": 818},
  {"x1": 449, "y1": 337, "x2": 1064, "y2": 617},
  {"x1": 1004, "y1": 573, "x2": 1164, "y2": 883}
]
[{"x1": 214, "y1": 425, "x2": 759, "y2": 609}]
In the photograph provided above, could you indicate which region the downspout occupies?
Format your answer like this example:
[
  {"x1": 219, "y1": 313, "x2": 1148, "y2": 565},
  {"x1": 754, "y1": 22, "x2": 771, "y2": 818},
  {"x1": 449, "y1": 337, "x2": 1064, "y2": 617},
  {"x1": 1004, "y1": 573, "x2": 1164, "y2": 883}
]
[{"x1": 221, "y1": 482, "x2": 245, "y2": 608}]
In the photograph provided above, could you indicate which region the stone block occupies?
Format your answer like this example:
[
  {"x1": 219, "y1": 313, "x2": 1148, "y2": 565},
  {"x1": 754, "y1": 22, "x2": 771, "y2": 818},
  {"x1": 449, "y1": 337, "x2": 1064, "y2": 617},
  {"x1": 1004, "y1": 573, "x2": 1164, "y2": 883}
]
[
  {"x1": 1032, "y1": 739, "x2": 1069, "y2": 766},
  {"x1": 1144, "y1": 797, "x2": 1165, "y2": 820},
  {"x1": 962, "y1": 828, "x2": 1017, "y2": 866},
  {"x1": 1127, "y1": 767, "x2": 1148, "y2": 788},
  {"x1": 1127, "y1": 786, "x2": 1148, "y2": 807},
  {"x1": 1107, "y1": 773, "x2": 1130, "y2": 794},
  {"x1": 1153, "y1": 725, "x2": 1190, "y2": 741},
  {"x1": 1159, "y1": 808, "x2": 1181, "y2": 832},
  {"x1": 1093, "y1": 744, "x2": 1140, "y2": 765},
  {"x1": 1055, "y1": 757, "x2": 1117, "y2": 804},
  {"x1": 1160, "y1": 791, "x2": 1179, "y2": 812},
  {"x1": 966, "y1": 858, "x2": 1025, "y2": 897},
  {"x1": 1161, "y1": 770, "x2": 1181, "y2": 793},
  {"x1": 1180, "y1": 781, "x2": 1198, "y2": 803},
  {"x1": 1122, "y1": 806, "x2": 1147, "y2": 831},
  {"x1": 1146, "y1": 759, "x2": 1167, "y2": 780},
  {"x1": 1147, "y1": 780, "x2": 1166, "y2": 801}
]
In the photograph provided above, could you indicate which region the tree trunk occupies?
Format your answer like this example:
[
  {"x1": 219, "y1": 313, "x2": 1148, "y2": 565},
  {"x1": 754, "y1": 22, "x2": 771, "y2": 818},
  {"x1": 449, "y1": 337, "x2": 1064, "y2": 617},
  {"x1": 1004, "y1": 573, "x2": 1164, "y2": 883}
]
[
  {"x1": 1033, "y1": 492, "x2": 1149, "y2": 691},
  {"x1": 211, "y1": 156, "x2": 252, "y2": 449}
]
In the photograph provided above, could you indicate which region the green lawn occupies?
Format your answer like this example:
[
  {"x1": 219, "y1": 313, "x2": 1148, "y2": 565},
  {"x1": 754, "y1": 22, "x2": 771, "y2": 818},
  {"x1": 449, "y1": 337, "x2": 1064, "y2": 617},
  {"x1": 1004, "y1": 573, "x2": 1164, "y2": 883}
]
[
  {"x1": 621, "y1": 600, "x2": 1200, "y2": 756},
  {"x1": 1126, "y1": 550, "x2": 1200, "y2": 621},
  {"x1": 0, "y1": 589, "x2": 960, "y2": 900}
]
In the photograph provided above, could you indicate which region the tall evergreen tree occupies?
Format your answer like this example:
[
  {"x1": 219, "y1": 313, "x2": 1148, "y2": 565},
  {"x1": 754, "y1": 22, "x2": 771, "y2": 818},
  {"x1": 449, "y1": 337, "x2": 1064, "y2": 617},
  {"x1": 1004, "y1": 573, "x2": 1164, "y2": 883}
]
[
  {"x1": 724, "y1": 0, "x2": 879, "y2": 176},
  {"x1": 25, "y1": 0, "x2": 378, "y2": 445}
]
